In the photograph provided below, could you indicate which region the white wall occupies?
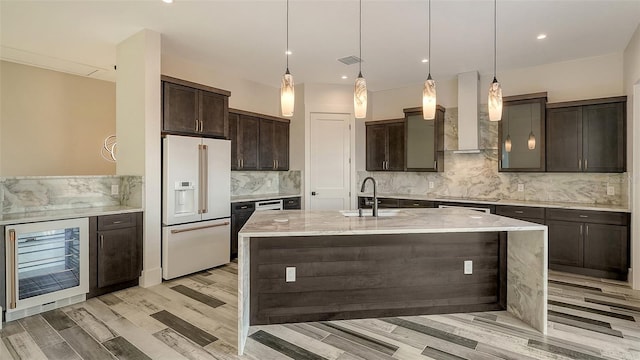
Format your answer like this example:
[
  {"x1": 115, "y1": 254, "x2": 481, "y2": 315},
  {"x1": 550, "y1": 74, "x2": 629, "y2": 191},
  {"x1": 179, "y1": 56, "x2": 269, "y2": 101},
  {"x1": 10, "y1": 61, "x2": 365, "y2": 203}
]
[
  {"x1": 624, "y1": 23, "x2": 640, "y2": 289},
  {"x1": 372, "y1": 53, "x2": 624, "y2": 120},
  {"x1": 162, "y1": 55, "x2": 279, "y2": 117},
  {"x1": 116, "y1": 29, "x2": 162, "y2": 288}
]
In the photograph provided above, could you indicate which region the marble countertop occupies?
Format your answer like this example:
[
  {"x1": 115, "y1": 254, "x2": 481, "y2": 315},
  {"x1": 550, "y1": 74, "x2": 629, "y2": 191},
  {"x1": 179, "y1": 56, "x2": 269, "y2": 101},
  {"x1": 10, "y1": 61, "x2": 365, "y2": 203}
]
[
  {"x1": 358, "y1": 192, "x2": 630, "y2": 213},
  {"x1": 0, "y1": 206, "x2": 143, "y2": 225},
  {"x1": 231, "y1": 193, "x2": 301, "y2": 203},
  {"x1": 239, "y1": 208, "x2": 545, "y2": 237}
]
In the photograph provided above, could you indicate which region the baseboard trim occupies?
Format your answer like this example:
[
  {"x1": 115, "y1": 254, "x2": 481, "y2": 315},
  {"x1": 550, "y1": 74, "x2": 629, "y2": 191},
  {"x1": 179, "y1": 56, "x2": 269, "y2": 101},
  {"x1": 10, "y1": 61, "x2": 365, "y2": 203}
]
[{"x1": 139, "y1": 267, "x2": 163, "y2": 287}]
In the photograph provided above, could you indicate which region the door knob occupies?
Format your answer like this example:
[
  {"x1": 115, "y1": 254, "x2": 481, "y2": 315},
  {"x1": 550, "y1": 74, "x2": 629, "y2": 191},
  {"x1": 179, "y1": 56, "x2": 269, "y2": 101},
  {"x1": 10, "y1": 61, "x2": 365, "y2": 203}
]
[{"x1": 311, "y1": 191, "x2": 317, "y2": 196}]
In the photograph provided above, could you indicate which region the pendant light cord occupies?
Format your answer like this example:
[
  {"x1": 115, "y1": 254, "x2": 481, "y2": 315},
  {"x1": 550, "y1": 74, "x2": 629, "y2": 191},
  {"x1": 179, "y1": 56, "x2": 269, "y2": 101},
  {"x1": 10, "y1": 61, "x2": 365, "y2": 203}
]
[
  {"x1": 359, "y1": 0, "x2": 362, "y2": 76},
  {"x1": 493, "y1": 0, "x2": 497, "y2": 79},
  {"x1": 428, "y1": 0, "x2": 431, "y2": 76},
  {"x1": 286, "y1": 0, "x2": 289, "y2": 70}
]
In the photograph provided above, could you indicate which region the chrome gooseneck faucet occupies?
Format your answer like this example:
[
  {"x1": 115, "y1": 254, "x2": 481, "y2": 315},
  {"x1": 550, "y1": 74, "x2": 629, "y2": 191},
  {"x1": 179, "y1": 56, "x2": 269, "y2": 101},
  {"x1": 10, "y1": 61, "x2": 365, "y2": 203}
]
[{"x1": 360, "y1": 177, "x2": 378, "y2": 217}]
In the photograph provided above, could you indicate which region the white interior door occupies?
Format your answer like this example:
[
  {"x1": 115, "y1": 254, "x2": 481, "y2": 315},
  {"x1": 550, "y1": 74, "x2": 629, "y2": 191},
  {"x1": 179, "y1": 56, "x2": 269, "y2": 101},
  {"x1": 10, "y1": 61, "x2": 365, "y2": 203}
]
[{"x1": 309, "y1": 113, "x2": 351, "y2": 210}]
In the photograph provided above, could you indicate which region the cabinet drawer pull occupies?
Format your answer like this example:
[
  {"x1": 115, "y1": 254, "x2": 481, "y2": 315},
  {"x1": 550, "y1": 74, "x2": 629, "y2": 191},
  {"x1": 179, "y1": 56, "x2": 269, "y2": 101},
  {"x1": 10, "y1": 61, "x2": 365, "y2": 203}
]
[
  {"x1": 171, "y1": 221, "x2": 230, "y2": 234},
  {"x1": 579, "y1": 215, "x2": 588, "y2": 218},
  {"x1": 240, "y1": 205, "x2": 248, "y2": 209},
  {"x1": 112, "y1": 221, "x2": 123, "y2": 224},
  {"x1": 514, "y1": 210, "x2": 524, "y2": 214}
]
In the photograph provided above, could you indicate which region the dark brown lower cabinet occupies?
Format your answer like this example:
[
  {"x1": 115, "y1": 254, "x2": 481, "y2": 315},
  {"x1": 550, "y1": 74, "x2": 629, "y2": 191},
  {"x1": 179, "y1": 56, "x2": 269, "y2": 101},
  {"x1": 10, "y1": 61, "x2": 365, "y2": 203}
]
[
  {"x1": 546, "y1": 208, "x2": 629, "y2": 280},
  {"x1": 231, "y1": 202, "x2": 255, "y2": 259},
  {"x1": 283, "y1": 197, "x2": 301, "y2": 210},
  {"x1": 88, "y1": 212, "x2": 143, "y2": 298}
]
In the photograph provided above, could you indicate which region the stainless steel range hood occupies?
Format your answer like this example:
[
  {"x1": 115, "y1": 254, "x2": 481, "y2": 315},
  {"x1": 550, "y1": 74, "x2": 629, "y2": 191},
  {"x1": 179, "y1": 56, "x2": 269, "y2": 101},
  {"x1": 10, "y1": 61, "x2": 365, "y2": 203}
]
[{"x1": 454, "y1": 71, "x2": 482, "y2": 154}]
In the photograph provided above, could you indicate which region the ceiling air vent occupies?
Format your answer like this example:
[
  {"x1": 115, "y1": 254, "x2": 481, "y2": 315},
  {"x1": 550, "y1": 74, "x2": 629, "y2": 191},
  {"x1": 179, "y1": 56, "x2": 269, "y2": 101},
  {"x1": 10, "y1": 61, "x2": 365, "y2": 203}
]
[{"x1": 337, "y1": 56, "x2": 363, "y2": 65}]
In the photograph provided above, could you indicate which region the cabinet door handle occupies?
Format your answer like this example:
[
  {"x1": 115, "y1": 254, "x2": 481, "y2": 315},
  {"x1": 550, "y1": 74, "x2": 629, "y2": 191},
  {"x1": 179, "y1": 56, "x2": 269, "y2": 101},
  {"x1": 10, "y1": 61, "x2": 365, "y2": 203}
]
[
  {"x1": 585, "y1": 159, "x2": 588, "y2": 170},
  {"x1": 195, "y1": 119, "x2": 199, "y2": 132},
  {"x1": 100, "y1": 235, "x2": 104, "y2": 249},
  {"x1": 586, "y1": 225, "x2": 589, "y2": 236},
  {"x1": 240, "y1": 205, "x2": 248, "y2": 209},
  {"x1": 580, "y1": 224, "x2": 583, "y2": 235},
  {"x1": 578, "y1": 159, "x2": 582, "y2": 170},
  {"x1": 434, "y1": 161, "x2": 437, "y2": 169},
  {"x1": 241, "y1": 158, "x2": 244, "y2": 168},
  {"x1": 200, "y1": 120, "x2": 204, "y2": 132},
  {"x1": 112, "y1": 221, "x2": 123, "y2": 224}
]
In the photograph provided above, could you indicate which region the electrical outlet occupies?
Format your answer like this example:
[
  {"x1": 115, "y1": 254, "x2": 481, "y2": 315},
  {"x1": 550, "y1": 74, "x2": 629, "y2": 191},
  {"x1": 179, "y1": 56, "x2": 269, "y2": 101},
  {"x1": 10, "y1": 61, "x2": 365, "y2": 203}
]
[
  {"x1": 428, "y1": 181, "x2": 435, "y2": 189},
  {"x1": 464, "y1": 260, "x2": 473, "y2": 275},
  {"x1": 517, "y1": 183, "x2": 524, "y2": 192},
  {"x1": 111, "y1": 185, "x2": 119, "y2": 195},
  {"x1": 286, "y1": 267, "x2": 296, "y2": 282},
  {"x1": 607, "y1": 185, "x2": 615, "y2": 196}
]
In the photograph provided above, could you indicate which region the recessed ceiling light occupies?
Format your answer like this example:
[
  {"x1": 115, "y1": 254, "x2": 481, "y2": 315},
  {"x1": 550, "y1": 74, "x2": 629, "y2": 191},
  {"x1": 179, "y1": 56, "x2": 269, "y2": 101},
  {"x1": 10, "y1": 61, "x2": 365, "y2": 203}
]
[
  {"x1": 421, "y1": 59, "x2": 429, "y2": 63},
  {"x1": 162, "y1": 0, "x2": 173, "y2": 3},
  {"x1": 341, "y1": 75, "x2": 348, "y2": 79},
  {"x1": 285, "y1": 50, "x2": 292, "y2": 55},
  {"x1": 537, "y1": 34, "x2": 547, "y2": 40}
]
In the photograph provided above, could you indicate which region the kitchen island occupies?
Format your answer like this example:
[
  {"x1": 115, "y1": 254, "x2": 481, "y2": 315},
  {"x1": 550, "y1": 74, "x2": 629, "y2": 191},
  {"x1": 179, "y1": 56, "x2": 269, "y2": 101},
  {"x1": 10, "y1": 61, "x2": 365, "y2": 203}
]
[{"x1": 237, "y1": 208, "x2": 547, "y2": 355}]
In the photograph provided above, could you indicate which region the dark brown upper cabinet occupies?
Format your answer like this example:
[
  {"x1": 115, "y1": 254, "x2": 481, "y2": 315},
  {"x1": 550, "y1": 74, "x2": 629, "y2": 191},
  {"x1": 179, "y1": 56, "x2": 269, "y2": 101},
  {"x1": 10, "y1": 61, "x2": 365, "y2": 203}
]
[
  {"x1": 230, "y1": 108, "x2": 290, "y2": 171},
  {"x1": 230, "y1": 111, "x2": 260, "y2": 170},
  {"x1": 498, "y1": 93, "x2": 546, "y2": 172},
  {"x1": 366, "y1": 119, "x2": 405, "y2": 171},
  {"x1": 162, "y1": 76, "x2": 230, "y2": 138},
  {"x1": 259, "y1": 118, "x2": 290, "y2": 170},
  {"x1": 546, "y1": 96, "x2": 626, "y2": 173},
  {"x1": 403, "y1": 106, "x2": 444, "y2": 172}
]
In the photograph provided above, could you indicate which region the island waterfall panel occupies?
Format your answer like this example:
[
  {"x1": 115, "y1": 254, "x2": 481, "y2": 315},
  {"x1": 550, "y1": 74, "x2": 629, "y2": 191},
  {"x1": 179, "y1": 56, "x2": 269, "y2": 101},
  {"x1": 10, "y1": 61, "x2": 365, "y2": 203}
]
[{"x1": 250, "y1": 232, "x2": 507, "y2": 325}]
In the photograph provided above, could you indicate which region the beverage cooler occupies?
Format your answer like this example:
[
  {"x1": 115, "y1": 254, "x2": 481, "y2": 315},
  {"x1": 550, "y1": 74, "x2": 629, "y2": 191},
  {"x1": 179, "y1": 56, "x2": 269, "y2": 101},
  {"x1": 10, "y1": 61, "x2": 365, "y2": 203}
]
[{"x1": 5, "y1": 218, "x2": 88, "y2": 321}]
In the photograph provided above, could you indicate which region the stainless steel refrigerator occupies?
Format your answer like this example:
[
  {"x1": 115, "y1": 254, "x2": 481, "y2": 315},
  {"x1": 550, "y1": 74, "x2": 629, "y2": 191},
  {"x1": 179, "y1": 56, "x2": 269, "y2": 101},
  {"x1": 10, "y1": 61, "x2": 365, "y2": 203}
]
[{"x1": 162, "y1": 135, "x2": 231, "y2": 280}]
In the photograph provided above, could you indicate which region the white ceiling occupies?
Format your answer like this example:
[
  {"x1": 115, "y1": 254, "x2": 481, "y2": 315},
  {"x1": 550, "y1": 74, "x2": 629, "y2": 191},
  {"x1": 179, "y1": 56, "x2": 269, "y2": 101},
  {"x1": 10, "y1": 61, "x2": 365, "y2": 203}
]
[{"x1": 1, "y1": 0, "x2": 639, "y2": 91}]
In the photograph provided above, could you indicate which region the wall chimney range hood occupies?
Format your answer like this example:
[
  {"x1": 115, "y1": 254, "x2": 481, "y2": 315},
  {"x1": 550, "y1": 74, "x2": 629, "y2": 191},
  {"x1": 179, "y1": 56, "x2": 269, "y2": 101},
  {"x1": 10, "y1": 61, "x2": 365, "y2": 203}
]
[{"x1": 454, "y1": 71, "x2": 482, "y2": 154}]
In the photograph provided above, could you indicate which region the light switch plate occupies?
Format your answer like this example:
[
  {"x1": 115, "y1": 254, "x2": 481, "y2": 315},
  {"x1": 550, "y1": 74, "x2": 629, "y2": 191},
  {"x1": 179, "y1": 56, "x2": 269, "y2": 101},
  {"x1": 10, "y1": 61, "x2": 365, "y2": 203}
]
[
  {"x1": 607, "y1": 185, "x2": 615, "y2": 196},
  {"x1": 111, "y1": 185, "x2": 119, "y2": 195},
  {"x1": 517, "y1": 184, "x2": 524, "y2": 192},
  {"x1": 428, "y1": 181, "x2": 435, "y2": 189},
  {"x1": 286, "y1": 267, "x2": 296, "y2": 282},
  {"x1": 464, "y1": 260, "x2": 473, "y2": 275}
]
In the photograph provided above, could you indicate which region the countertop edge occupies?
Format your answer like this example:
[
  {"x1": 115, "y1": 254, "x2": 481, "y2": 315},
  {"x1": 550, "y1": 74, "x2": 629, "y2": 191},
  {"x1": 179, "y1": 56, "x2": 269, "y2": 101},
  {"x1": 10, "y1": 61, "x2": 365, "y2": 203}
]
[
  {"x1": 358, "y1": 193, "x2": 630, "y2": 213},
  {"x1": 231, "y1": 193, "x2": 301, "y2": 203},
  {"x1": 0, "y1": 206, "x2": 144, "y2": 225}
]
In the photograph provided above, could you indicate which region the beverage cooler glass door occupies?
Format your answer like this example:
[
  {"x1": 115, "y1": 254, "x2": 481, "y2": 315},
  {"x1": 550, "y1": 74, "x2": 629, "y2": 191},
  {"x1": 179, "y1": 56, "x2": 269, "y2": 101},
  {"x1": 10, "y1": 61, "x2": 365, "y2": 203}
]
[{"x1": 6, "y1": 218, "x2": 89, "y2": 311}]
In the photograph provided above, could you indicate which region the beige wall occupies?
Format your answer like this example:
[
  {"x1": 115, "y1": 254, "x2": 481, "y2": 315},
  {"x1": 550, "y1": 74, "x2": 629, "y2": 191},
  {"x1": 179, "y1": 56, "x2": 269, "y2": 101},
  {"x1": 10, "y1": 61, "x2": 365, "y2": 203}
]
[
  {"x1": 624, "y1": 23, "x2": 640, "y2": 289},
  {"x1": 162, "y1": 55, "x2": 279, "y2": 117},
  {"x1": 0, "y1": 61, "x2": 116, "y2": 176},
  {"x1": 372, "y1": 52, "x2": 624, "y2": 120}
]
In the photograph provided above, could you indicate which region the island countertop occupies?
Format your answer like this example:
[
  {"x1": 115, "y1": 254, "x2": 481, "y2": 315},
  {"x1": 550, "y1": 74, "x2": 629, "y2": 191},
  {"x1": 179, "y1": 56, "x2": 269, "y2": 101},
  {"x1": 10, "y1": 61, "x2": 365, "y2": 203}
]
[{"x1": 239, "y1": 208, "x2": 546, "y2": 237}]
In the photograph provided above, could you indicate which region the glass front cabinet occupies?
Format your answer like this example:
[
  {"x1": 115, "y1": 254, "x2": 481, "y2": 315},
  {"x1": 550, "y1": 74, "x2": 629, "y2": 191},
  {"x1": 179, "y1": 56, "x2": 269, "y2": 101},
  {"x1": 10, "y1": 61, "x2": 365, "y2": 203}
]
[{"x1": 498, "y1": 93, "x2": 547, "y2": 172}]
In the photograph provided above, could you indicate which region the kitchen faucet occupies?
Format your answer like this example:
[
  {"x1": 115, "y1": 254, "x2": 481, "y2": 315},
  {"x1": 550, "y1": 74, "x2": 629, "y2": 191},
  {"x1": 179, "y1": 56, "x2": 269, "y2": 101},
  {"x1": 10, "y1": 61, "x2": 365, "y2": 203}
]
[{"x1": 360, "y1": 177, "x2": 378, "y2": 217}]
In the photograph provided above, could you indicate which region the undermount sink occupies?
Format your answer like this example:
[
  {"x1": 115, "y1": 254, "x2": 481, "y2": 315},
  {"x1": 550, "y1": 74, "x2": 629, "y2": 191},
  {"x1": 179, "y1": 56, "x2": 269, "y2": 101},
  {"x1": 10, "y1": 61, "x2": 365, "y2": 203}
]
[{"x1": 340, "y1": 209, "x2": 400, "y2": 217}]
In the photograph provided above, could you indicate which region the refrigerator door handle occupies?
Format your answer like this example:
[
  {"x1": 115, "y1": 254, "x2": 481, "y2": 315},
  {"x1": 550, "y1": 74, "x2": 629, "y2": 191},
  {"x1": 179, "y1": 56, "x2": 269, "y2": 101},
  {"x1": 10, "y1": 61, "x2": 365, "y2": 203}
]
[
  {"x1": 170, "y1": 221, "x2": 229, "y2": 234},
  {"x1": 198, "y1": 144, "x2": 204, "y2": 214},
  {"x1": 202, "y1": 144, "x2": 209, "y2": 214}
]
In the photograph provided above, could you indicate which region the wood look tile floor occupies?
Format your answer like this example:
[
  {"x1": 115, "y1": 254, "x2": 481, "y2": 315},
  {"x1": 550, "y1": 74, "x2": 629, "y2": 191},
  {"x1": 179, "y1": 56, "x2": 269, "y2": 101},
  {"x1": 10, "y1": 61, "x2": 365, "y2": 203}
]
[{"x1": 2, "y1": 262, "x2": 640, "y2": 360}]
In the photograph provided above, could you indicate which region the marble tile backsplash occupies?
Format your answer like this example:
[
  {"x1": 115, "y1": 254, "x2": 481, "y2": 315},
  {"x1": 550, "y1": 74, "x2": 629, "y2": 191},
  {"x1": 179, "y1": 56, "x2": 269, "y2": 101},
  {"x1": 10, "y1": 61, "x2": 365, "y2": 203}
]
[
  {"x1": 359, "y1": 106, "x2": 628, "y2": 207},
  {"x1": 231, "y1": 170, "x2": 301, "y2": 196},
  {"x1": 1, "y1": 175, "x2": 144, "y2": 214}
]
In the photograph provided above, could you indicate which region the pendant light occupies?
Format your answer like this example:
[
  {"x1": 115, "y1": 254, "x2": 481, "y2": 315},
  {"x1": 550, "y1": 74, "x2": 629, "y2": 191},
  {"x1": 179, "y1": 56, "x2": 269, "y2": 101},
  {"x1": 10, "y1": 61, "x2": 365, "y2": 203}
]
[
  {"x1": 422, "y1": 0, "x2": 436, "y2": 120},
  {"x1": 528, "y1": 104, "x2": 536, "y2": 150},
  {"x1": 505, "y1": 112, "x2": 512, "y2": 153},
  {"x1": 280, "y1": 0, "x2": 294, "y2": 117},
  {"x1": 488, "y1": 0, "x2": 503, "y2": 121},
  {"x1": 354, "y1": 0, "x2": 367, "y2": 119}
]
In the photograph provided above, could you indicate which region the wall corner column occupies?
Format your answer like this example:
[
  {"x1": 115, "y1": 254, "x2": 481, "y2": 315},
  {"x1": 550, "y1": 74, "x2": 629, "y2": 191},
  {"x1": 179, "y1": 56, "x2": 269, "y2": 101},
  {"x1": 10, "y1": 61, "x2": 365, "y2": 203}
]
[{"x1": 116, "y1": 29, "x2": 162, "y2": 288}]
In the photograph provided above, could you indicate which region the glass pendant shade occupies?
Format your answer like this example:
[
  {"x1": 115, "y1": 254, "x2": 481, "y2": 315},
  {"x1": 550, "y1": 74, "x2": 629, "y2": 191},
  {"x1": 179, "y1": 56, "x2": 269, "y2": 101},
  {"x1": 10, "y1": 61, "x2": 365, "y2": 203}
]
[
  {"x1": 281, "y1": 70, "x2": 294, "y2": 117},
  {"x1": 505, "y1": 134, "x2": 512, "y2": 153},
  {"x1": 528, "y1": 131, "x2": 536, "y2": 150},
  {"x1": 488, "y1": 78, "x2": 503, "y2": 121},
  {"x1": 354, "y1": 73, "x2": 367, "y2": 119},
  {"x1": 422, "y1": 76, "x2": 436, "y2": 120}
]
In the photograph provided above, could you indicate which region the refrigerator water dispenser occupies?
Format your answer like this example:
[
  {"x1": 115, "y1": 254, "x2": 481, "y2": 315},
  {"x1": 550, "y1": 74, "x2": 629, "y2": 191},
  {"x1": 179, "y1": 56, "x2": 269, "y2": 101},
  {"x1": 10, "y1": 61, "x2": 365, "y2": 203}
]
[{"x1": 174, "y1": 181, "x2": 195, "y2": 214}]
